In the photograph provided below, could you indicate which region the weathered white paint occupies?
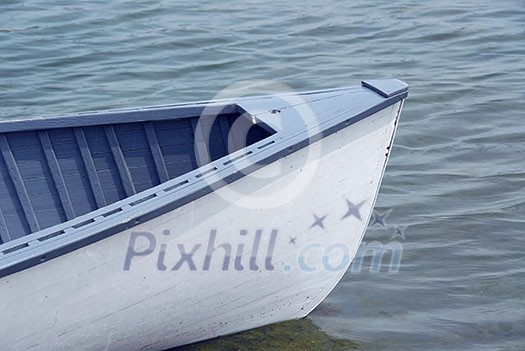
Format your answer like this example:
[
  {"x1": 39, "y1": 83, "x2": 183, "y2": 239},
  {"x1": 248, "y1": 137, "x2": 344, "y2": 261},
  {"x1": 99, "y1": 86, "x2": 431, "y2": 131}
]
[{"x1": 0, "y1": 101, "x2": 402, "y2": 351}]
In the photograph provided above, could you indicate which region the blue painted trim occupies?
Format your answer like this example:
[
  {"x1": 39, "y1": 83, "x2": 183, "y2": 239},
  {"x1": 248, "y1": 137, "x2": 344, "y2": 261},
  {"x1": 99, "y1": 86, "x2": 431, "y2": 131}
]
[
  {"x1": 0, "y1": 104, "x2": 239, "y2": 134},
  {"x1": 0, "y1": 135, "x2": 40, "y2": 233},
  {"x1": 0, "y1": 81, "x2": 409, "y2": 278},
  {"x1": 74, "y1": 128, "x2": 107, "y2": 207},
  {"x1": 104, "y1": 125, "x2": 136, "y2": 197},
  {"x1": 38, "y1": 131, "x2": 76, "y2": 220}
]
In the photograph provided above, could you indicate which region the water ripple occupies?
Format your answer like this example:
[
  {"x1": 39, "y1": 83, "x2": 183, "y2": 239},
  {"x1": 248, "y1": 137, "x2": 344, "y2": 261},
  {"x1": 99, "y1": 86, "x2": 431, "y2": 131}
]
[{"x1": 1, "y1": 1, "x2": 524, "y2": 350}]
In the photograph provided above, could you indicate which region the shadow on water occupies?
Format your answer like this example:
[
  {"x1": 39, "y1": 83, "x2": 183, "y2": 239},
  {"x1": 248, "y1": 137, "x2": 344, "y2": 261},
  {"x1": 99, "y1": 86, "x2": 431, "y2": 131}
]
[{"x1": 169, "y1": 318, "x2": 358, "y2": 351}]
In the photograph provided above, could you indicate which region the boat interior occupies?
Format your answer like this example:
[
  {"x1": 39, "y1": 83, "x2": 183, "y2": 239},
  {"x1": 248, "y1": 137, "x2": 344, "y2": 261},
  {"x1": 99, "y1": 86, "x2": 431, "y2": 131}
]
[{"x1": 0, "y1": 108, "x2": 274, "y2": 244}]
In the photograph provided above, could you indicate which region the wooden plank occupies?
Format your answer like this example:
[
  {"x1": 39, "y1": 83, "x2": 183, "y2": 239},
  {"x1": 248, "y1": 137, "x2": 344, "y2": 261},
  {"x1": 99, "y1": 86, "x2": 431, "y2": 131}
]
[
  {"x1": 219, "y1": 118, "x2": 232, "y2": 153},
  {"x1": 191, "y1": 118, "x2": 210, "y2": 166},
  {"x1": 0, "y1": 134, "x2": 40, "y2": 233},
  {"x1": 0, "y1": 207, "x2": 11, "y2": 244},
  {"x1": 144, "y1": 122, "x2": 169, "y2": 183},
  {"x1": 104, "y1": 125, "x2": 136, "y2": 197},
  {"x1": 74, "y1": 128, "x2": 107, "y2": 208},
  {"x1": 38, "y1": 131, "x2": 76, "y2": 220}
]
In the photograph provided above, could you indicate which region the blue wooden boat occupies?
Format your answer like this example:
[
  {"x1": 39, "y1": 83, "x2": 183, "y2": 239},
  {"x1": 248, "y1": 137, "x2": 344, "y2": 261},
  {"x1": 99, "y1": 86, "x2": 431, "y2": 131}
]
[{"x1": 0, "y1": 79, "x2": 407, "y2": 350}]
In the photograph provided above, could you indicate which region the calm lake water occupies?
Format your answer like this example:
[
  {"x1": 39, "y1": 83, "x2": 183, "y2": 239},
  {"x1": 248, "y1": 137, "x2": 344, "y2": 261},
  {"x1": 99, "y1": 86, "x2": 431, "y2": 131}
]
[{"x1": 1, "y1": 1, "x2": 524, "y2": 350}]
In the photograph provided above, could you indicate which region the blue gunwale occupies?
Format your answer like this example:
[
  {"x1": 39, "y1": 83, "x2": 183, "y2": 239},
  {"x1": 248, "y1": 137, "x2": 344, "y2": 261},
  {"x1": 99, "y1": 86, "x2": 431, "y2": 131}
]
[
  {"x1": 0, "y1": 104, "x2": 241, "y2": 133},
  {"x1": 0, "y1": 80, "x2": 408, "y2": 278}
]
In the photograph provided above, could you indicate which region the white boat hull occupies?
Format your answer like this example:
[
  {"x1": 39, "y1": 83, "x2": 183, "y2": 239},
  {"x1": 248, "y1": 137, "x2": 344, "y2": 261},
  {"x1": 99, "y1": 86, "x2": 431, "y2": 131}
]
[{"x1": 0, "y1": 101, "x2": 402, "y2": 350}]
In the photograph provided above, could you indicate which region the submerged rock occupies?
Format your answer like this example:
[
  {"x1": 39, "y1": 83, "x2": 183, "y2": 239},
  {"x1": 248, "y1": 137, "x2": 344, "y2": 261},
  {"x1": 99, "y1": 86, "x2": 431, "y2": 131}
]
[{"x1": 172, "y1": 318, "x2": 358, "y2": 351}]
